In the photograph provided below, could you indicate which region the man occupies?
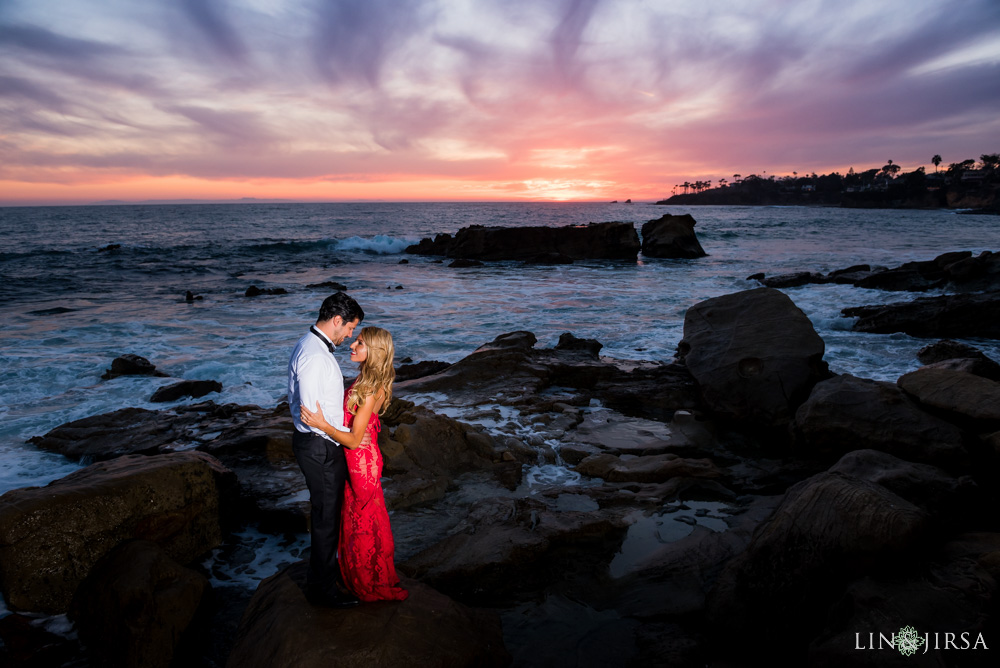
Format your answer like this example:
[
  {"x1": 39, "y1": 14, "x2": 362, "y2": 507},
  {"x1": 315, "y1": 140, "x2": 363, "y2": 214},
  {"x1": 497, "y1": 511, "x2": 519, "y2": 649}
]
[{"x1": 288, "y1": 291, "x2": 364, "y2": 608}]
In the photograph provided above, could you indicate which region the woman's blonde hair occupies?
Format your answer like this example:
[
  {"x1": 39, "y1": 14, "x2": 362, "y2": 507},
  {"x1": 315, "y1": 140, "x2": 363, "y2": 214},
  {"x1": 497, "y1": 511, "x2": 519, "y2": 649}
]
[{"x1": 346, "y1": 326, "x2": 394, "y2": 416}]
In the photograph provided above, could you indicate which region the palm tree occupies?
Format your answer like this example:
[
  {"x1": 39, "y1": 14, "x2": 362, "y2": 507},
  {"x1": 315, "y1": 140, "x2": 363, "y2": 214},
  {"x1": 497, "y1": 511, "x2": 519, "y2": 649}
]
[{"x1": 932, "y1": 154, "x2": 942, "y2": 173}]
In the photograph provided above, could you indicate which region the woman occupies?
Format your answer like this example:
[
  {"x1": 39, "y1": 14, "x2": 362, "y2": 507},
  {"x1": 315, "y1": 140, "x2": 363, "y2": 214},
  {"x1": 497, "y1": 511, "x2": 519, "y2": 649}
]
[{"x1": 300, "y1": 326, "x2": 408, "y2": 602}]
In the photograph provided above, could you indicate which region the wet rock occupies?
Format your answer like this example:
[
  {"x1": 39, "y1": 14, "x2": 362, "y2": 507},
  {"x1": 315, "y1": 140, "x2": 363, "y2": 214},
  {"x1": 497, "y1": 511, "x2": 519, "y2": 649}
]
[
  {"x1": 809, "y1": 539, "x2": 998, "y2": 664},
  {"x1": 70, "y1": 539, "x2": 209, "y2": 668},
  {"x1": 376, "y1": 399, "x2": 518, "y2": 509},
  {"x1": 395, "y1": 360, "x2": 452, "y2": 382},
  {"x1": 554, "y1": 332, "x2": 603, "y2": 356},
  {"x1": 757, "y1": 271, "x2": 828, "y2": 288},
  {"x1": 245, "y1": 285, "x2": 287, "y2": 297},
  {"x1": 449, "y1": 259, "x2": 484, "y2": 268},
  {"x1": 843, "y1": 291, "x2": 1000, "y2": 339},
  {"x1": 406, "y1": 222, "x2": 641, "y2": 261},
  {"x1": 640, "y1": 214, "x2": 707, "y2": 259},
  {"x1": 226, "y1": 561, "x2": 509, "y2": 668},
  {"x1": 916, "y1": 339, "x2": 1000, "y2": 381},
  {"x1": 592, "y1": 362, "x2": 703, "y2": 422},
  {"x1": 305, "y1": 280, "x2": 348, "y2": 290},
  {"x1": 0, "y1": 613, "x2": 80, "y2": 667},
  {"x1": 0, "y1": 451, "x2": 233, "y2": 613},
  {"x1": 150, "y1": 379, "x2": 223, "y2": 403},
  {"x1": 827, "y1": 449, "x2": 980, "y2": 527},
  {"x1": 101, "y1": 353, "x2": 169, "y2": 380},
  {"x1": 28, "y1": 407, "x2": 182, "y2": 461},
  {"x1": 185, "y1": 290, "x2": 203, "y2": 302},
  {"x1": 898, "y1": 367, "x2": 1000, "y2": 428},
  {"x1": 680, "y1": 288, "x2": 831, "y2": 429},
  {"x1": 793, "y1": 374, "x2": 969, "y2": 469},
  {"x1": 707, "y1": 472, "x2": 928, "y2": 654},
  {"x1": 401, "y1": 497, "x2": 628, "y2": 604},
  {"x1": 574, "y1": 453, "x2": 720, "y2": 483}
]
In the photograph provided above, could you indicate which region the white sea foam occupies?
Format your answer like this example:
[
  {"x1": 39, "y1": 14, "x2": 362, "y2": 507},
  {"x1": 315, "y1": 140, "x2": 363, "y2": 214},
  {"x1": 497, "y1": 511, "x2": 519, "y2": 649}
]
[{"x1": 333, "y1": 235, "x2": 415, "y2": 255}]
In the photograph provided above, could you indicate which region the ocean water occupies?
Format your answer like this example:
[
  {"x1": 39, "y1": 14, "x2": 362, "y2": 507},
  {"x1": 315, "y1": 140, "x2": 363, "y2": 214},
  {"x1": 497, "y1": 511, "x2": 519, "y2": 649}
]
[{"x1": 1, "y1": 202, "x2": 999, "y2": 498}]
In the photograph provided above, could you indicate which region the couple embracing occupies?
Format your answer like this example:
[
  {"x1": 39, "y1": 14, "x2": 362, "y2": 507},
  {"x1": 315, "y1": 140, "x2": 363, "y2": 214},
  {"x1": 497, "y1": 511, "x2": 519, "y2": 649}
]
[{"x1": 287, "y1": 292, "x2": 407, "y2": 608}]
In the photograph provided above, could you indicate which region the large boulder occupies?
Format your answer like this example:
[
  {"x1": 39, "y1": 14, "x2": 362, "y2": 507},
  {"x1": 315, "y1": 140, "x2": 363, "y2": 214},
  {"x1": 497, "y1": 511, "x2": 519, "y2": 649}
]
[
  {"x1": 70, "y1": 539, "x2": 209, "y2": 668},
  {"x1": 405, "y1": 222, "x2": 640, "y2": 261},
  {"x1": 226, "y1": 561, "x2": 509, "y2": 668},
  {"x1": 897, "y1": 367, "x2": 1000, "y2": 428},
  {"x1": 679, "y1": 288, "x2": 830, "y2": 428},
  {"x1": 0, "y1": 452, "x2": 233, "y2": 613},
  {"x1": 827, "y1": 449, "x2": 980, "y2": 527},
  {"x1": 707, "y1": 472, "x2": 928, "y2": 658},
  {"x1": 843, "y1": 291, "x2": 1000, "y2": 339},
  {"x1": 793, "y1": 374, "x2": 969, "y2": 469},
  {"x1": 640, "y1": 214, "x2": 707, "y2": 259},
  {"x1": 401, "y1": 496, "x2": 628, "y2": 604}
]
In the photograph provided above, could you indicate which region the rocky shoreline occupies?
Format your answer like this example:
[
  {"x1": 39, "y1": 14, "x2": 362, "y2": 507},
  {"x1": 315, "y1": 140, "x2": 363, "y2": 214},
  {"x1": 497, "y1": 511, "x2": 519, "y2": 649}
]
[{"x1": 3, "y1": 275, "x2": 1000, "y2": 665}]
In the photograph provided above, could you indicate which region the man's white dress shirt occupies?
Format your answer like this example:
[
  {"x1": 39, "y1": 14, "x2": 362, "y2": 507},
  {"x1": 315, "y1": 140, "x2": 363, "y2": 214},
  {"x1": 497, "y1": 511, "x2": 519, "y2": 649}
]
[{"x1": 288, "y1": 328, "x2": 350, "y2": 441}]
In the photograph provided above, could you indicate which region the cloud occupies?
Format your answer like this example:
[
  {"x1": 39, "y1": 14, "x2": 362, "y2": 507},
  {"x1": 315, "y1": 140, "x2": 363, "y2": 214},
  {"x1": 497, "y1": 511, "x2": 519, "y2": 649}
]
[{"x1": 1, "y1": 0, "x2": 998, "y2": 199}]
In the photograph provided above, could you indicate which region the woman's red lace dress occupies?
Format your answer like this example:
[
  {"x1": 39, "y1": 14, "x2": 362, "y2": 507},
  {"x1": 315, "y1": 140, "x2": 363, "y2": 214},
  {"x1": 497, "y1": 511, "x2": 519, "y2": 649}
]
[{"x1": 338, "y1": 386, "x2": 408, "y2": 601}]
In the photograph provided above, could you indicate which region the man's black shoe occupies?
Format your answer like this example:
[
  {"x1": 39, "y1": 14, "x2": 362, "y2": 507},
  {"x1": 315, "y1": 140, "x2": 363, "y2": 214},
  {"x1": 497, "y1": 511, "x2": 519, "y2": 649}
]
[{"x1": 306, "y1": 589, "x2": 360, "y2": 609}]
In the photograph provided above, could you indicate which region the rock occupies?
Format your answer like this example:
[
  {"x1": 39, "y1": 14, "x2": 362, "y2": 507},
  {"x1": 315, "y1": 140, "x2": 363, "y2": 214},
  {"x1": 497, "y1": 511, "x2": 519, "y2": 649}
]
[
  {"x1": 306, "y1": 280, "x2": 348, "y2": 290},
  {"x1": 574, "y1": 453, "x2": 720, "y2": 483},
  {"x1": 808, "y1": 538, "x2": 997, "y2": 664},
  {"x1": 226, "y1": 561, "x2": 509, "y2": 668},
  {"x1": 98, "y1": 243, "x2": 121, "y2": 252},
  {"x1": 0, "y1": 613, "x2": 79, "y2": 667},
  {"x1": 398, "y1": 259, "x2": 409, "y2": 264},
  {"x1": 395, "y1": 360, "x2": 452, "y2": 382},
  {"x1": 639, "y1": 214, "x2": 707, "y2": 259},
  {"x1": 70, "y1": 539, "x2": 209, "y2": 668},
  {"x1": 448, "y1": 258, "x2": 484, "y2": 268},
  {"x1": 843, "y1": 291, "x2": 1000, "y2": 339},
  {"x1": 28, "y1": 407, "x2": 180, "y2": 461},
  {"x1": 150, "y1": 379, "x2": 223, "y2": 403},
  {"x1": 554, "y1": 332, "x2": 603, "y2": 356},
  {"x1": 917, "y1": 339, "x2": 1000, "y2": 381},
  {"x1": 592, "y1": 362, "x2": 703, "y2": 422},
  {"x1": 680, "y1": 288, "x2": 831, "y2": 429},
  {"x1": 707, "y1": 472, "x2": 928, "y2": 654},
  {"x1": 185, "y1": 290, "x2": 203, "y2": 302},
  {"x1": 245, "y1": 285, "x2": 287, "y2": 297},
  {"x1": 757, "y1": 271, "x2": 827, "y2": 288},
  {"x1": 793, "y1": 374, "x2": 969, "y2": 469},
  {"x1": 101, "y1": 353, "x2": 169, "y2": 380},
  {"x1": 0, "y1": 451, "x2": 233, "y2": 613},
  {"x1": 406, "y1": 222, "x2": 641, "y2": 261},
  {"x1": 401, "y1": 497, "x2": 628, "y2": 603},
  {"x1": 897, "y1": 367, "x2": 1000, "y2": 427},
  {"x1": 827, "y1": 449, "x2": 980, "y2": 526}
]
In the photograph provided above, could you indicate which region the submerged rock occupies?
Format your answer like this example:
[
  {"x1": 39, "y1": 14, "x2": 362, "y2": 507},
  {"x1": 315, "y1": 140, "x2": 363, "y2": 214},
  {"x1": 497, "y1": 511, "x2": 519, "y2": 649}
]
[{"x1": 226, "y1": 561, "x2": 509, "y2": 668}]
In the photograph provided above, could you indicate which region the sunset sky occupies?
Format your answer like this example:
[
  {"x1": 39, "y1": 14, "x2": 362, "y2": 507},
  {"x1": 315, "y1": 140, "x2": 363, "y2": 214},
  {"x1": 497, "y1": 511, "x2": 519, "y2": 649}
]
[{"x1": 2, "y1": 0, "x2": 999, "y2": 204}]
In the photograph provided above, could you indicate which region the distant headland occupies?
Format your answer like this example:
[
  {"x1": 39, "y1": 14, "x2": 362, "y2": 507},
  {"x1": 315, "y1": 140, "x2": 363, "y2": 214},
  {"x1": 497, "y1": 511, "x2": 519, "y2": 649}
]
[{"x1": 659, "y1": 154, "x2": 999, "y2": 213}]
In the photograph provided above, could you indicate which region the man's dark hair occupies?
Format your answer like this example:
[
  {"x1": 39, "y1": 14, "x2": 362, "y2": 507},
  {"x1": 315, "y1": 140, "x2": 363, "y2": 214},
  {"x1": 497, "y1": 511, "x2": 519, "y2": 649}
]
[{"x1": 318, "y1": 292, "x2": 364, "y2": 324}]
